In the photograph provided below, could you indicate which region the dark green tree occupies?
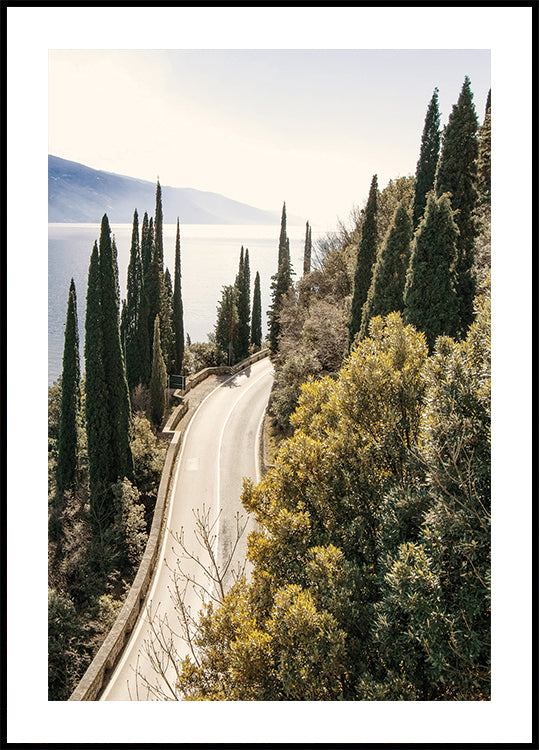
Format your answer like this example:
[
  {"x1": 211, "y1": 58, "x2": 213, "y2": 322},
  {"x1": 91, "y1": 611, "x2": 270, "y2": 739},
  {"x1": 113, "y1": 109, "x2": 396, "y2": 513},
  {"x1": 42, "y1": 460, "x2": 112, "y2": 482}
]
[
  {"x1": 140, "y1": 211, "x2": 152, "y2": 286},
  {"x1": 303, "y1": 221, "x2": 312, "y2": 276},
  {"x1": 360, "y1": 202, "x2": 413, "y2": 338},
  {"x1": 251, "y1": 271, "x2": 262, "y2": 349},
  {"x1": 268, "y1": 203, "x2": 294, "y2": 353},
  {"x1": 173, "y1": 218, "x2": 185, "y2": 374},
  {"x1": 122, "y1": 210, "x2": 145, "y2": 391},
  {"x1": 55, "y1": 279, "x2": 81, "y2": 508},
  {"x1": 84, "y1": 241, "x2": 113, "y2": 529},
  {"x1": 98, "y1": 215, "x2": 134, "y2": 485},
  {"x1": 412, "y1": 88, "x2": 441, "y2": 228},
  {"x1": 349, "y1": 174, "x2": 379, "y2": 347},
  {"x1": 435, "y1": 76, "x2": 479, "y2": 334},
  {"x1": 215, "y1": 285, "x2": 239, "y2": 364},
  {"x1": 476, "y1": 96, "x2": 491, "y2": 205},
  {"x1": 235, "y1": 246, "x2": 251, "y2": 361},
  {"x1": 404, "y1": 193, "x2": 459, "y2": 350},
  {"x1": 150, "y1": 315, "x2": 168, "y2": 427}
]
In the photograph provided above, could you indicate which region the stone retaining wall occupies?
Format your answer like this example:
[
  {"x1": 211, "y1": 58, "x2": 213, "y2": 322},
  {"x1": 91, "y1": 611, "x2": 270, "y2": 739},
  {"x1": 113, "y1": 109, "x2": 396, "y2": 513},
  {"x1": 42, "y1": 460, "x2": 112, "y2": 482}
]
[{"x1": 68, "y1": 348, "x2": 269, "y2": 701}]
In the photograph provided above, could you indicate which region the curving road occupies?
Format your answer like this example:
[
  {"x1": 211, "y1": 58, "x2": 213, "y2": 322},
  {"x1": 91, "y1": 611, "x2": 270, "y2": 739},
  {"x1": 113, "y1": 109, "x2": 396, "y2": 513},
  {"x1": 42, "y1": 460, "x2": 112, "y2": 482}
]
[{"x1": 100, "y1": 356, "x2": 274, "y2": 701}]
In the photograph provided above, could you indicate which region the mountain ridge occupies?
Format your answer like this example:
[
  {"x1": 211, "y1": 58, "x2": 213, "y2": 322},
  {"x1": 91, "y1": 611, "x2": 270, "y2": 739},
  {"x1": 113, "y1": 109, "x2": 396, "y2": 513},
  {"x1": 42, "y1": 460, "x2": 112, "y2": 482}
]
[{"x1": 48, "y1": 155, "x2": 292, "y2": 225}]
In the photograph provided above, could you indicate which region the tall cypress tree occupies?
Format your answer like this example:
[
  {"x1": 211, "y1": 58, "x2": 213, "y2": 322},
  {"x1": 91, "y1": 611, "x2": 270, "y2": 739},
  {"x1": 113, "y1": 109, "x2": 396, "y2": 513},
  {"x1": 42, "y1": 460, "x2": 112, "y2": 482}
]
[
  {"x1": 404, "y1": 193, "x2": 459, "y2": 351},
  {"x1": 55, "y1": 279, "x2": 81, "y2": 505},
  {"x1": 138, "y1": 211, "x2": 152, "y2": 386},
  {"x1": 268, "y1": 202, "x2": 293, "y2": 353},
  {"x1": 435, "y1": 76, "x2": 479, "y2": 334},
  {"x1": 150, "y1": 180, "x2": 174, "y2": 371},
  {"x1": 349, "y1": 174, "x2": 379, "y2": 347},
  {"x1": 123, "y1": 210, "x2": 144, "y2": 391},
  {"x1": 412, "y1": 88, "x2": 441, "y2": 228},
  {"x1": 98, "y1": 214, "x2": 134, "y2": 486},
  {"x1": 236, "y1": 246, "x2": 251, "y2": 361},
  {"x1": 173, "y1": 218, "x2": 185, "y2": 374},
  {"x1": 141, "y1": 211, "x2": 152, "y2": 285},
  {"x1": 150, "y1": 315, "x2": 168, "y2": 427},
  {"x1": 85, "y1": 241, "x2": 113, "y2": 528},
  {"x1": 303, "y1": 221, "x2": 312, "y2": 276},
  {"x1": 216, "y1": 285, "x2": 239, "y2": 364},
  {"x1": 476, "y1": 94, "x2": 491, "y2": 206},
  {"x1": 360, "y1": 202, "x2": 413, "y2": 338},
  {"x1": 251, "y1": 271, "x2": 262, "y2": 349}
]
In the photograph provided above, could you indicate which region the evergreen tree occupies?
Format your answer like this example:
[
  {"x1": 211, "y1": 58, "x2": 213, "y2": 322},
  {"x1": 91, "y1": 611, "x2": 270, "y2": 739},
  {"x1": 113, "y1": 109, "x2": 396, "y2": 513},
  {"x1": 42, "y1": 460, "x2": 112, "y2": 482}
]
[
  {"x1": 268, "y1": 202, "x2": 293, "y2": 353},
  {"x1": 360, "y1": 202, "x2": 413, "y2": 338},
  {"x1": 140, "y1": 211, "x2": 152, "y2": 284},
  {"x1": 123, "y1": 210, "x2": 144, "y2": 391},
  {"x1": 139, "y1": 211, "x2": 152, "y2": 386},
  {"x1": 148, "y1": 180, "x2": 174, "y2": 371},
  {"x1": 173, "y1": 218, "x2": 185, "y2": 374},
  {"x1": 303, "y1": 221, "x2": 312, "y2": 276},
  {"x1": 84, "y1": 241, "x2": 113, "y2": 528},
  {"x1": 251, "y1": 271, "x2": 262, "y2": 349},
  {"x1": 404, "y1": 193, "x2": 459, "y2": 350},
  {"x1": 349, "y1": 174, "x2": 379, "y2": 347},
  {"x1": 235, "y1": 246, "x2": 251, "y2": 361},
  {"x1": 98, "y1": 215, "x2": 134, "y2": 485},
  {"x1": 476, "y1": 96, "x2": 491, "y2": 205},
  {"x1": 55, "y1": 279, "x2": 81, "y2": 507},
  {"x1": 412, "y1": 88, "x2": 441, "y2": 228},
  {"x1": 435, "y1": 76, "x2": 479, "y2": 334},
  {"x1": 150, "y1": 316, "x2": 167, "y2": 427},
  {"x1": 215, "y1": 285, "x2": 239, "y2": 364}
]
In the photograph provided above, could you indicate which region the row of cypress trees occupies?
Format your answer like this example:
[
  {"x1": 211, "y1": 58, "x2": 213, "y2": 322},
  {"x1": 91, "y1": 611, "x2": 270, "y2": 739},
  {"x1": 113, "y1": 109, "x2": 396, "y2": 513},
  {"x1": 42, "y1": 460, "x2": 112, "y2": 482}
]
[
  {"x1": 215, "y1": 245, "x2": 263, "y2": 364},
  {"x1": 54, "y1": 182, "x2": 186, "y2": 539},
  {"x1": 349, "y1": 77, "x2": 491, "y2": 351}
]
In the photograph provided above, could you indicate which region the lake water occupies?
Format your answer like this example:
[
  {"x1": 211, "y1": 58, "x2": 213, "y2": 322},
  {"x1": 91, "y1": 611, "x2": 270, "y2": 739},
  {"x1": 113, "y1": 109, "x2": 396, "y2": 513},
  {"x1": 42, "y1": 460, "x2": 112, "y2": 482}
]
[{"x1": 48, "y1": 222, "x2": 320, "y2": 386}]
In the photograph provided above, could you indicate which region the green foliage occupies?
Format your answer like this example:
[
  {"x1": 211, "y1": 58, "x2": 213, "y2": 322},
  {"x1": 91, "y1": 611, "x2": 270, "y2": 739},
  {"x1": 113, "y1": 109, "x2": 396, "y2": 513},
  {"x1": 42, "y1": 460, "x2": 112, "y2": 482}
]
[
  {"x1": 476, "y1": 105, "x2": 491, "y2": 206},
  {"x1": 55, "y1": 279, "x2": 81, "y2": 510},
  {"x1": 413, "y1": 88, "x2": 441, "y2": 228},
  {"x1": 268, "y1": 202, "x2": 293, "y2": 353},
  {"x1": 215, "y1": 284, "x2": 240, "y2": 364},
  {"x1": 349, "y1": 174, "x2": 378, "y2": 346},
  {"x1": 183, "y1": 340, "x2": 227, "y2": 374},
  {"x1": 435, "y1": 76, "x2": 480, "y2": 334},
  {"x1": 270, "y1": 348, "x2": 321, "y2": 431},
  {"x1": 112, "y1": 478, "x2": 148, "y2": 573},
  {"x1": 173, "y1": 218, "x2": 185, "y2": 373},
  {"x1": 404, "y1": 193, "x2": 459, "y2": 351},
  {"x1": 303, "y1": 221, "x2": 312, "y2": 277},
  {"x1": 122, "y1": 210, "x2": 147, "y2": 391},
  {"x1": 250, "y1": 271, "x2": 263, "y2": 349},
  {"x1": 235, "y1": 246, "x2": 251, "y2": 361},
  {"x1": 360, "y1": 202, "x2": 413, "y2": 338},
  {"x1": 150, "y1": 316, "x2": 167, "y2": 427}
]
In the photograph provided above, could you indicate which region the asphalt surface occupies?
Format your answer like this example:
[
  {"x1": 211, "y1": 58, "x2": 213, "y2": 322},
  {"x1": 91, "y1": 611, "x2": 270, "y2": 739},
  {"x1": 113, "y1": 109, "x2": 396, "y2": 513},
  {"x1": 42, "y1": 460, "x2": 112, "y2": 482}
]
[{"x1": 100, "y1": 356, "x2": 274, "y2": 701}]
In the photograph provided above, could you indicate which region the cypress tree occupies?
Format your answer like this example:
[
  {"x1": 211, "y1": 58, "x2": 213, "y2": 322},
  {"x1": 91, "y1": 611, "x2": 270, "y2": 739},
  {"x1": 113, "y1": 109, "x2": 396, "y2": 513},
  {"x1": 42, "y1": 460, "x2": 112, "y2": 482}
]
[
  {"x1": 98, "y1": 214, "x2": 134, "y2": 485},
  {"x1": 55, "y1": 279, "x2": 81, "y2": 504},
  {"x1": 476, "y1": 97, "x2": 491, "y2": 206},
  {"x1": 236, "y1": 246, "x2": 251, "y2": 361},
  {"x1": 360, "y1": 202, "x2": 413, "y2": 338},
  {"x1": 150, "y1": 180, "x2": 174, "y2": 371},
  {"x1": 150, "y1": 316, "x2": 168, "y2": 427},
  {"x1": 268, "y1": 202, "x2": 293, "y2": 353},
  {"x1": 216, "y1": 285, "x2": 239, "y2": 364},
  {"x1": 251, "y1": 271, "x2": 262, "y2": 349},
  {"x1": 435, "y1": 76, "x2": 479, "y2": 334},
  {"x1": 349, "y1": 174, "x2": 379, "y2": 347},
  {"x1": 303, "y1": 221, "x2": 312, "y2": 276},
  {"x1": 412, "y1": 88, "x2": 441, "y2": 228},
  {"x1": 404, "y1": 193, "x2": 459, "y2": 351},
  {"x1": 141, "y1": 211, "x2": 152, "y2": 284},
  {"x1": 85, "y1": 241, "x2": 113, "y2": 528},
  {"x1": 173, "y1": 218, "x2": 185, "y2": 374},
  {"x1": 123, "y1": 210, "x2": 144, "y2": 391}
]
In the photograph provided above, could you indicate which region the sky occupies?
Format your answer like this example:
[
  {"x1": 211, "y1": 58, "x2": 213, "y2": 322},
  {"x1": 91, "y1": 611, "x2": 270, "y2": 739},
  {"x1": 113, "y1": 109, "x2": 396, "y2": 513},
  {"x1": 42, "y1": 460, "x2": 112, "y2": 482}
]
[
  {"x1": 48, "y1": 48, "x2": 491, "y2": 229},
  {"x1": 6, "y1": 4, "x2": 534, "y2": 747}
]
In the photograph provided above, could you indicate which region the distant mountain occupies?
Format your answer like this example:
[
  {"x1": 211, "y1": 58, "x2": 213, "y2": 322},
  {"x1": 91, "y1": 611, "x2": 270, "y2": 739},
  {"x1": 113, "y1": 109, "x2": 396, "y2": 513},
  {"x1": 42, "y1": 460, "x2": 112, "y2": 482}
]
[{"x1": 48, "y1": 155, "x2": 283, "y2": 225}]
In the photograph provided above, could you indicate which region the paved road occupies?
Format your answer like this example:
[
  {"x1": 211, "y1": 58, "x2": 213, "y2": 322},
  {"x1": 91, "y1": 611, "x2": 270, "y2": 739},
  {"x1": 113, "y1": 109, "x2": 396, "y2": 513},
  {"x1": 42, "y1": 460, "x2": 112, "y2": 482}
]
[{"x1": 100, "y1": 357, "x2": 274, "y2": 701}]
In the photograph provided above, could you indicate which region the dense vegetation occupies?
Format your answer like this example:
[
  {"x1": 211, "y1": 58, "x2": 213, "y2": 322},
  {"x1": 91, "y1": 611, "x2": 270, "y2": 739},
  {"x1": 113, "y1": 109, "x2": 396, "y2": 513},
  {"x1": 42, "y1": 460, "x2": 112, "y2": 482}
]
[{"x1": 151, "y1": 77, "x2": 491, "y2": 701}]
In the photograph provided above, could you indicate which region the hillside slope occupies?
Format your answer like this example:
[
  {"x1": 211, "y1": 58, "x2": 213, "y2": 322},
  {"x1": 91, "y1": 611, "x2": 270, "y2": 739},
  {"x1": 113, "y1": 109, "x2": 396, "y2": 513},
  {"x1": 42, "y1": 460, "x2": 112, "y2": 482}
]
[{"x1": 48, "y1": 155, "x2": 280, "y2": 224}]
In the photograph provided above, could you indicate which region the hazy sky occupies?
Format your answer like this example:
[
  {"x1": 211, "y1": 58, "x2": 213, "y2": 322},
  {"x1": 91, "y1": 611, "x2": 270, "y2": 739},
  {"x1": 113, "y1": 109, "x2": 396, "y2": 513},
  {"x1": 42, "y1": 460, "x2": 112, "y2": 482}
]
[{"x1": 49, "y1": 48, "x2": 490, "y2": 228}]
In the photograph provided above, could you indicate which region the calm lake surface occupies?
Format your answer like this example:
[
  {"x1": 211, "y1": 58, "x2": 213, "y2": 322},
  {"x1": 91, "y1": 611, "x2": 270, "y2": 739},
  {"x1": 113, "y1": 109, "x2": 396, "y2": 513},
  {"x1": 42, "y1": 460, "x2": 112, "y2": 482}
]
[{"x1": 48, "y1": 222, "x2": 321, "y2": 386}]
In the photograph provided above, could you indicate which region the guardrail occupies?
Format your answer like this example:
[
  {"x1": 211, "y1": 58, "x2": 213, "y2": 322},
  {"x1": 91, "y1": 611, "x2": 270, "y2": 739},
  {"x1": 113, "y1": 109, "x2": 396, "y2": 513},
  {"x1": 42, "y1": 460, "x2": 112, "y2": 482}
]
[{"x1": 68, "y1": 347, "x2": 270, "y2": 700}]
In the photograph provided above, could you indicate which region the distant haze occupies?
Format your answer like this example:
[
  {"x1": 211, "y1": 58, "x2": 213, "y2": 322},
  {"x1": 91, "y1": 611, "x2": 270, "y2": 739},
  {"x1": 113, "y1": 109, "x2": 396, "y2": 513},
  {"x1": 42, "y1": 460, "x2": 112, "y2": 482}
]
[{"x1": 48, "y1": 155, "x2": 293, "y2": 225}]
